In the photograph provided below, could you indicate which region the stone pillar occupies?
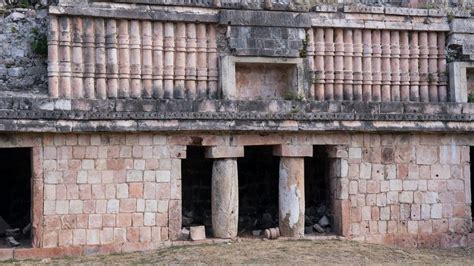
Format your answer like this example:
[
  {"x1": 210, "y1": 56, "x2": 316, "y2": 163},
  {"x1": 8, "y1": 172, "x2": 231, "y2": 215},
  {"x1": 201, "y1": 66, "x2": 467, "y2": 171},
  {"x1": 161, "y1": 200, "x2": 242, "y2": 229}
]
[
  {"x1": 324, "y1": 28, "x2": 335, "y2": 101},
  {"x1": 352, "y1": 29, "x2": 363, "y2": 101},
  {"x1": 334, "y1": 28, "x2": 344, "y2": 101},
  {"x1": 372, "y1": 30, "x2": 382, "y2": 102},
  {"x1": 105, "y1": 19, "x2": 118, "y2": 98},
  {"x1": 314, "y1": 28, "x2": 325, "y2": 101},
  {"x1": 118, "y1": 19, "x2": 130, "y2": 98},
  {"x1": 48, "y1": 16, "x2": 59, "y2": 98},
  {"x1": 362, "y1": 29, "x2": 372, "y2": 101},
  {"x1": 152, "y1": 22, "x2": 164, "y2": 98},
  {"x1": 205, "y1": 146, "x2": 244, "y2": 239},
  {"x1": 273, "y1": 145, "x2": 312, "y2": 238},
  {"x1": 130, "y1": 20, "x2": 142, "y2": 98},
  {"x1": 208, "y1": 25, "x2": 218, "y2": 99},
  {"x1": 142, "y1": 21, "x2": 153, "y2": 98},
  {"x1": 196, "y1": 24, "x2": 208, "y2": 99},
  {"x1": 95, "y1": 18, "x2": 107, "y2": 99}
]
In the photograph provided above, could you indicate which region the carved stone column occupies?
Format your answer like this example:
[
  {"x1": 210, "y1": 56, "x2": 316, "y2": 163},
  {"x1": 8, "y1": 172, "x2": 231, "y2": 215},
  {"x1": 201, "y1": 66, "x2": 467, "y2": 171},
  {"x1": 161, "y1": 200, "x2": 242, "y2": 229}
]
[
  {"x1": 273, "y1": 145, "x2": 312, "y2": 238},
  {"x1": 205, "y1": 146, "x2": 244, "y2": 239}
]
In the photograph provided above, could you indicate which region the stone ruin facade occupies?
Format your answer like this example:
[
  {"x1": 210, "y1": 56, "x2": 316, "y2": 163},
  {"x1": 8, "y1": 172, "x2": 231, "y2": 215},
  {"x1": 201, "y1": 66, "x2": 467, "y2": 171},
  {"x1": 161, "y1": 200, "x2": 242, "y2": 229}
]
[{"x1": 0, "y1": 0, "x2": 473, "y2": 260}]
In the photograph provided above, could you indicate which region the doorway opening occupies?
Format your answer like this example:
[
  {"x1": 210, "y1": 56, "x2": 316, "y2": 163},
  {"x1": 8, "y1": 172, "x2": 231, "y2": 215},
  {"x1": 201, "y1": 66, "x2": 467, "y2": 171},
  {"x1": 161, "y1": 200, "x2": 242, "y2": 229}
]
[
  {"x1": 237, "y1": 146, "x2": 279, "y2": 237},
  {"x1": 0, "y1": 148, "x2": 32, "y2": 248},
  {"x1": 304, "y1": 146, "x2": 332, "y2": 235},
  {"x1": 181, "y1": 146, "x2": 213, "y2": 236}
]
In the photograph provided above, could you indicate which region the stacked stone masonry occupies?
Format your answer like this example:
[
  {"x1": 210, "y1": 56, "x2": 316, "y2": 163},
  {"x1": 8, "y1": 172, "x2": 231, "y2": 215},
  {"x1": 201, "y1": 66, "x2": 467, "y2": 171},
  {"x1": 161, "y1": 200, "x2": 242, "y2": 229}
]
[{"x1": 0, "y1": 132, "x2": 471, "y2": 261}]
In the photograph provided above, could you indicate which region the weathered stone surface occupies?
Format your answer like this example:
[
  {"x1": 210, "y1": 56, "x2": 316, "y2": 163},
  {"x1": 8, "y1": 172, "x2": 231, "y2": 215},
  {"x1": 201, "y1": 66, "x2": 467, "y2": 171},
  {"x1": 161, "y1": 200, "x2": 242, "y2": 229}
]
[
  {"x1": 212, "y1": 159, "x2": 239, "y2": 239},
  {"x1": 279, "y1": 157, "x2": 305, "y2": 237},
  {"x1": 190, "y1": 226, "x2": 206, "y2": 241}
]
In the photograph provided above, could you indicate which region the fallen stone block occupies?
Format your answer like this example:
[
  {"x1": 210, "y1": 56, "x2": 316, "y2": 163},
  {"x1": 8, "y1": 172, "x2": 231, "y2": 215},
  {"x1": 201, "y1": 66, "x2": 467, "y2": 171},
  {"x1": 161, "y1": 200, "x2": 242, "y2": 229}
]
[
  {"x1": 252, "y1": 230, "x2": 262, "y2": 236},
  {"x1": 313, "y1": 224, "x2": 325, "y2": 233},
  {"x1": 318, "y1": 215, "x2": 330, "y2": 227},
  {"x1": 6, "y1": 236, "x2": 20, "y2": 247},
  {"x1": 179, "y1": 228, "x2": 190, "y2": 240},
  {"x1": 190, "y1": 226, "x2": 206, "y2": 241}
]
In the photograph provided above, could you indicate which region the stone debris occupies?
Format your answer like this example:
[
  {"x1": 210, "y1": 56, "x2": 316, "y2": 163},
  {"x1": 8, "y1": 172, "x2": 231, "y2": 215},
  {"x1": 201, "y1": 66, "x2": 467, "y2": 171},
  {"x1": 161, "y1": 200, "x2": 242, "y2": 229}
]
[
  {"x1": 179, "y1": 228, "x2": 190, "y2": 240},
  {"x1": 263, "y1": 228, "x2": 280, "y2": 240},
  {"x1": 313, "y1": 224, "x2": 325, "y2": 234},
  {"x1": 252, "y1": 230, "x2": 262, "y2": 236},
  {"x1": 6, "y1": 236, "x2": 20, "y2": 247},
  {"x1": 318, "y1": 216, "x2": 330, "y2": 227},
  {"x1": 190, "y1": 226, "x2": 206, "y2": 241}
]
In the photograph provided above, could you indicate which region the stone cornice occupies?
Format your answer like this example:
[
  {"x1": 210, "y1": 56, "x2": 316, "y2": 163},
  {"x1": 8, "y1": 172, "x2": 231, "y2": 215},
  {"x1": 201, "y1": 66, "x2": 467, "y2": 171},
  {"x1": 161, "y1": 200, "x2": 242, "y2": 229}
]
[{"x1": 0, "y1": 98, "x2": 472, "y2": 133}]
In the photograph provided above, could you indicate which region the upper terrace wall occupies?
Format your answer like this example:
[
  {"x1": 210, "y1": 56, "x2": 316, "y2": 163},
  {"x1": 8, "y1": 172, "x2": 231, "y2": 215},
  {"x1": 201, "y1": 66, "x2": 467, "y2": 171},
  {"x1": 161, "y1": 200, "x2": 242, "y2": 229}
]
[{"x1": 45, "y1": 0, "x2": 474, "y2": 103}]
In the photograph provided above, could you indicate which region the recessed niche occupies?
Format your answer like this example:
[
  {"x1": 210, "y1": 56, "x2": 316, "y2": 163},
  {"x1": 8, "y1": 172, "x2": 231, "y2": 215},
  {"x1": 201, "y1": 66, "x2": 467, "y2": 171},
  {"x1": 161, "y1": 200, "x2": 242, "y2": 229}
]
[
  {"x1": 235, "y1": 63, "x2": 297, "y2": 100},
  {"x1": 221, "y1": 56, "x2": 304, "y2": 100}
]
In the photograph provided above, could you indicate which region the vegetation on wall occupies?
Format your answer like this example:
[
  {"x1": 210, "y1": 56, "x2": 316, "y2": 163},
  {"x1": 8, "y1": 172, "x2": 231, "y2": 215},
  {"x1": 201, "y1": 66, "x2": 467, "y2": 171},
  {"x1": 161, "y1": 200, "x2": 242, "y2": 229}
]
[{"x1": 30, "y1": 27, "x2": 47, "y2": 56}]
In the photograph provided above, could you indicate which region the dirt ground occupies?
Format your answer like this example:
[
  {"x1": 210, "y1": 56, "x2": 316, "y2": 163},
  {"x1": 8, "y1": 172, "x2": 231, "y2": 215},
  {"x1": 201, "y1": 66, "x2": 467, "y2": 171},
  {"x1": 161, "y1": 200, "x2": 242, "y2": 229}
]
[{"x1": 15, "y1": 238, "x2": 474, "y2": 264}]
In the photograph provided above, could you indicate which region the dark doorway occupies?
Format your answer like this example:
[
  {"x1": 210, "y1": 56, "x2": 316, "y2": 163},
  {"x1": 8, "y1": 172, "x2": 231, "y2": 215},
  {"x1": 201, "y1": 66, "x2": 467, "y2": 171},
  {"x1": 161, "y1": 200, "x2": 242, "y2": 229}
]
[
  {"x1": 237, "y1": 146, "x2": 279, "y2": 236},
  {"x1": 0, "y1": 148, "x2": 32, "y2": 248},
  {"x1": 181, "y1": 146, "x2": 213, "y2": 235},
  {"x1": 304, "y1": 146, "x2": 332, "y2": 235}
]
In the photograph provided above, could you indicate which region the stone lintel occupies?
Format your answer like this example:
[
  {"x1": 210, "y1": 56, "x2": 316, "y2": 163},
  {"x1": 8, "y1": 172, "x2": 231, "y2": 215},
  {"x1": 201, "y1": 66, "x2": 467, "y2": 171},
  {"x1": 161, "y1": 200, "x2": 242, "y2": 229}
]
[
  {"x1": 205, "y1": 146, "x2": 244, "y2": 159},
  {"x1": 273, "y1": 145, "x2": 312, "y2": 157}
]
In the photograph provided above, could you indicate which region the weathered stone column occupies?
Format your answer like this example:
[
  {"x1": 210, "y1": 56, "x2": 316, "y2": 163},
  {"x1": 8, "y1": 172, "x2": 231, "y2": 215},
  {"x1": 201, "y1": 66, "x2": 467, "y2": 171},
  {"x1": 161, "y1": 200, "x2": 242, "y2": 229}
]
[
  {"x1": 205, "y1": 146, "x2": 244, "y2": 239},
  {"x1": 273, "y1": 145, "x2": 312, "y2": 238}
]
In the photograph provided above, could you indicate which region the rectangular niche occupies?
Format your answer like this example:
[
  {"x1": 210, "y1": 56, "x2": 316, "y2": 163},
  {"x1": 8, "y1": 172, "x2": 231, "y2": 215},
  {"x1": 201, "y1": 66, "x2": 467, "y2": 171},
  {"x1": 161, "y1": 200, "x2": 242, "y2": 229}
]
[{"x1": 221, "y1": 56, "x2": 304, "y2": 100}]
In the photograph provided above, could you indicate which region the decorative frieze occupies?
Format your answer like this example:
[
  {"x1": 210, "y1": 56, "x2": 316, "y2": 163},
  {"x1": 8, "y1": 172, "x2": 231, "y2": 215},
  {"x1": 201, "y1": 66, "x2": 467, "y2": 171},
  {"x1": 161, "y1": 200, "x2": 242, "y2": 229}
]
[
  {"x1": 310, "y1": 28, "x2": 448, "y2": 102},
  {"x1": 49, "y1": 16, "x2": 218, "y2": 100}
]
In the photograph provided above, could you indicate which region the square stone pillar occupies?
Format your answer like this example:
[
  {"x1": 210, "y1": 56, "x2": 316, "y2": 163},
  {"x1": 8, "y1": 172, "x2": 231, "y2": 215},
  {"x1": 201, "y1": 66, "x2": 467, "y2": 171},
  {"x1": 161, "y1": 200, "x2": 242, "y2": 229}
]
[
  {"x1": 273, "y1": 145, "x2": 312, "y2": 237},
  {"x1": 205, "y1": 146, "x2": 244, "y2": 238}
]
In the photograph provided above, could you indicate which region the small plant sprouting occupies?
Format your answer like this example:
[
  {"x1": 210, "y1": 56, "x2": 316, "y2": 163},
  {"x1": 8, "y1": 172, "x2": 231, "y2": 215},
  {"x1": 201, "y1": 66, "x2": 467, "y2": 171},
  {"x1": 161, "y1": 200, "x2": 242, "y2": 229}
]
[
  {"x1": 31, "y1": 27, "x2": 48, "y2": 56},
  {"x1": 468, "y1": 93, "x2": 474, "y2": 103},
  {"x1": 283, "y1": 91, "x2": 305, "y2": 101}
]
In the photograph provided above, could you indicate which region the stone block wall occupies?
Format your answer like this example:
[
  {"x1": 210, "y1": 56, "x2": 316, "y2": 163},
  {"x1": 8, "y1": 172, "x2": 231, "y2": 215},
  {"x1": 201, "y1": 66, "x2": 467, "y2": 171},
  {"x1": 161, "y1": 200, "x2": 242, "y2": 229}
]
[
  {"x1": 0, "y1": 7, "x2": 48, "y2": 94},
  {"x1": 344, "y1": 134, "x2": 472, "y2": 248},
  {"x1": 0, "y1": 131, "x2": 472, "y2": 259},
  {"x1": 39, "y1": 133, "x2": 185, "y2": 250}
]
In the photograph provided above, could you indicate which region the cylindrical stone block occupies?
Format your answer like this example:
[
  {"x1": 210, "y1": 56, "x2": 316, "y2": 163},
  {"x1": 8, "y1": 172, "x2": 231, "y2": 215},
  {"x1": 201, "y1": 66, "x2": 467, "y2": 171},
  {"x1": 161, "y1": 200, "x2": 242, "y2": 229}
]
[
  {"x1": 186, "y1": 23, "x2": 197, "y2": 99},
  {"x1": 399, "y1": 31, "x2": 410, "y2": 102},
  {"x1": 164, "y1": 22, "x2": 175, "y2": 99},
  {"x1": 362, "y1": 29, "x2": 372, "y2": 101},
  {"x1": 419, "y1": 32, "x2": 429, "y2": 102},
  {"x1": 208, "y1": 25, "x2": 218, "y2": 99},
  {"x1": 118, "y1": 20, "x2": 130, "y2": 98},
  {"x1": 438, "y1": 32, "x2": 447, "y2": 102},
  {"x1": 314, "y1": 28, "x2": 325, "y2": 101},
  {"x1": 353, "y1": 29, "x2": 363, "y2": 101},
  {"x1": 174, "y1": 22, "x2": 186, "y2": 99},
  {"x1": 428, "y1": 32, "x2": 439, "y2": 102},
  {"x1": 334, "y1": 28, "x2": 344, "y2": 101},
  {"x1": 130, "y1": 20, "x2": 142, "y2": 98},
  {"x1": 83, "y1": 17, "x2": 95, "y2": 99},
  {"x1": 409, "y1": 31, "x2": 420, "y2": 101},
  {"x1": 142, "y1": 21, "x2": 153, "y2": 98},
  {"x1": 95, "y1": 18, "x2": 107, "y2": 99},
  {"x1": 306, "y1": 28, "x2": 315, "y2": 100},
  {"x1": 48, "y1": 16, "x2": 59, "y2": 98},
  {"x1": 390, "y1": 31, "x2": 401, "y2": 101},
  {"x1": 371, "y1": 30, "x2": 382, "y2": 102},
  {"x1": 279, "y1": 157, "x2": 305, "y2": 238},
  {"x1": 212, "y1": 159, "x2": 239, "y2": 239},
  {"x1": 71, "y1": 17, "x2": 84, "y2": 98},
  {"x1": 152, "y1": 22, "x2": 164, "y2": 99},
  {"x1": 343, "y1": 29, "x2": 353, "y2": 101},
  {"x1": 59, "y1": 16, "x2": 72, "y2": 98},
  {"x1": 196, "y1": 24, "x2": 208, "y2": 99},
  {"x1": 105, "y1": 19, "x2": 118, "y2": 98},
  {"x1": 381, "y1": 30, "x2": 391, "y2": 102},
  {"x1": 324, "y1": 28, "x2": 334, "y2": 101}
]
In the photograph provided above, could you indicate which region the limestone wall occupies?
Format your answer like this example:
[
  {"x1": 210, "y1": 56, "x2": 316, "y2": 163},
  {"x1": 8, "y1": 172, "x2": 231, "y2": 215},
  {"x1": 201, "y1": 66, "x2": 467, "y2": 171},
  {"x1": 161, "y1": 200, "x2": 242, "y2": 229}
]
[
  {"x1": 0, "y1": 7, "x2": 48, "y2": 95},
  {"x1": 1, "y1": 132, "x2": 471, "y2": 253}
]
